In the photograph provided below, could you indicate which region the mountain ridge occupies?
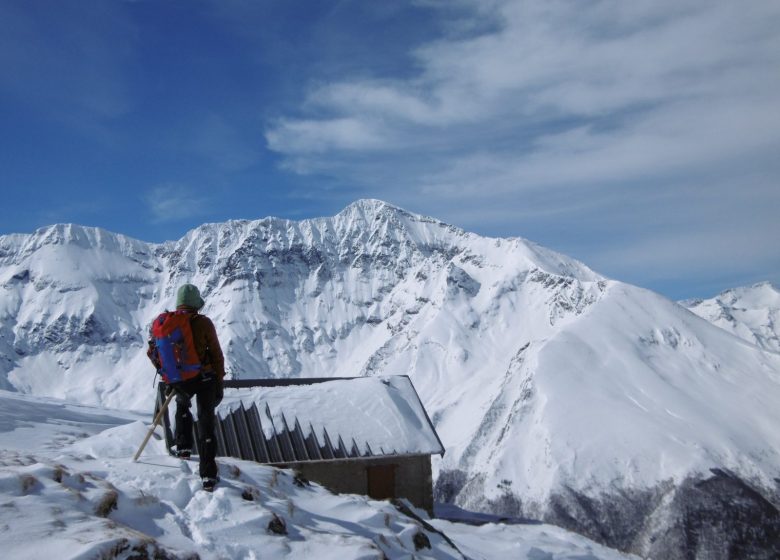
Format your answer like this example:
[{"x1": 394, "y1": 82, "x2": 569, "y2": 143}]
[
  {"x1": 1, "y1": 199, "x2": 779, "y2": 557},
  {"x1": 683, "y1": 281, "x2": 780, "y2": 354}
]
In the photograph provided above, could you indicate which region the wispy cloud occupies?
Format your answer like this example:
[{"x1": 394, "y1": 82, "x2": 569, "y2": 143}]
[
  {"x1": 265, "y1": 0, "x2": 780, "y2": 296},
  {"x1": 267, "y1": 1, "x2": 780, "y2": 173},
  {"x1": 267, "y1": 116, "x2": 392, "y2": 155},
  {"x1": 183, "y1": 113, "x2": 261, "y2": 172},
  {"x1": 143, "y1": 184, "x2": 212, "y2": 225}
]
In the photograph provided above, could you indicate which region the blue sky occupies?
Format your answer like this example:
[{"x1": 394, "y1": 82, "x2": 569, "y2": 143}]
[{"x1": 1, "y1": 0, "x2": 778, "y2": 301}]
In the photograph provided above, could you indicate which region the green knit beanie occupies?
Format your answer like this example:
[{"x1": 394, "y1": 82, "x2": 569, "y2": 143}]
[{"x1": 176, "y1": 283, "x2": 205, "y2": 310}]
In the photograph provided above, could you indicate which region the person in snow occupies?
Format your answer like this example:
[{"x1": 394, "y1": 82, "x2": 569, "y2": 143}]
[{"x1": 147, "y1": 283, "x2": 225, "y2": 492}]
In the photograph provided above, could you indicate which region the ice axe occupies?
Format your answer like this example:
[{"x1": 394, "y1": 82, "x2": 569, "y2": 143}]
[{"x1": 133, "y1": 388, "x2": 176, "y2": 462}]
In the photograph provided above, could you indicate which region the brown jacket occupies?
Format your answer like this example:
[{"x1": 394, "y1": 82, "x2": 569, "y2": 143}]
[{"x1": 183, "y1": 309, "x2": 226, "y2": 381}]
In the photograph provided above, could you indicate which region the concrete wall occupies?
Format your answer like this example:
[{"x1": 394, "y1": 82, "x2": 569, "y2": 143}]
[{"x1": 289, "y1": 455, "x2": 434, "y2": 514}]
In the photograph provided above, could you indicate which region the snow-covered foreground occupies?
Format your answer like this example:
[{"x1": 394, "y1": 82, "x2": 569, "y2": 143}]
[{"x1": 0, "y1": 390, "x2": 635, "y2": 560}]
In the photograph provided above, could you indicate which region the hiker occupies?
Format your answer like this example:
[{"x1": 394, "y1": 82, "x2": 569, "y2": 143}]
[{"x1": 147, "y1": 283, "x2": 225, "y2": 492}]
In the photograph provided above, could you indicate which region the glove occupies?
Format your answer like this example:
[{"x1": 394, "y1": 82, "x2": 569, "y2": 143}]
[{"x1": 215, "y1": 382, "x2": 224, "y2": 406}]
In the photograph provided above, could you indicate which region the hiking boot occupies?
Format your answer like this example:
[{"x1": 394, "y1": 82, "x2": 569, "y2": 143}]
[
  {"x1": 202, "y1": 477, "x2": 219, "y2": 492},
  {"x1": 174, "y1": 448, "x2": 192, "y2": 459}
]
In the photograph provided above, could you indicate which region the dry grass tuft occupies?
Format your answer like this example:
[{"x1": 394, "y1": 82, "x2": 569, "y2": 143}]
[
  {"x1": 19, "y1": 474, "x2": 38, "y2": 494},
  {"x1": 94, "y1": 490, "x2": 119, "y2": 518}
]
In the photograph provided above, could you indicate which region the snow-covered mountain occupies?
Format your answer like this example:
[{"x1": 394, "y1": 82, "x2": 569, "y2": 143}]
[
  {"x1": 2, "y1": 199, "x2": 779, "y2": 558},
  {"x1": 683, "y1": 282, "x2": 780, "y2": 353}
]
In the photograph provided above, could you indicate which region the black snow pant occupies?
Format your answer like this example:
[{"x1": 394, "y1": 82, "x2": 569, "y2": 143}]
[{"x1": 173, "y1": 373, "x2": 219, "y2": 480}]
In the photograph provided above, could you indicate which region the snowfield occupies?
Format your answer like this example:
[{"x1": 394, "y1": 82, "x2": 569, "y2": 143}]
[
  {"x1": 1, "y1": 199, "x2": 779, "y2": 557},
  {"x1": 0, "y1": 390, "x2": 636, "y2": 559}
]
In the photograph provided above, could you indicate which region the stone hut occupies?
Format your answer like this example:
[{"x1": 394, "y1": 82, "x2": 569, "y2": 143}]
[{"x1": 157, "y1": 376, "x2": 445, "y2": 513}]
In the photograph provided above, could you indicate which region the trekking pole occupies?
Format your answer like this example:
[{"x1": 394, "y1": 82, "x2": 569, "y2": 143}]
[{"x1": 133, "y1": 389, "x2": 176, "y2": 462}]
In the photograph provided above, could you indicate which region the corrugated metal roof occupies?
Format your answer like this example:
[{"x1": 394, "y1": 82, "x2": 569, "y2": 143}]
[{"x1": 157, "y1": 376, "x2": 445, "y2": 464}]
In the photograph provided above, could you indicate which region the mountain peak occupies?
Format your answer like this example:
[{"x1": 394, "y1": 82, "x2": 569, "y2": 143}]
[
  {"x1": 335, "y1": 198, "x2": 419, "y2": 224},
  {"x1": 684, "y1": 280, "x2": 780, "y2": 352},
  {"x1": 343, "y1": 198, "x2": 398, "y2": 212}
]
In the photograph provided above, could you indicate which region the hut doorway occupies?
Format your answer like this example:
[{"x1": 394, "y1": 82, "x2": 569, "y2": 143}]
[{"x1": 367, "y1": 464, "x2": 396, "y2": 500}]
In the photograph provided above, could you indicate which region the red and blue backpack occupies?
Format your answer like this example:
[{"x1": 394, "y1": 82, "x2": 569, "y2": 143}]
[{"x1": 149, "y1": 310, "x2": 202, "y2": 384}]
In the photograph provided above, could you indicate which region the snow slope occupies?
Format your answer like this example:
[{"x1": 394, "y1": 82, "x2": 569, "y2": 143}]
[
  {"x1": 683, "y1": 282, "x2": 780, "y2": 353},
  {"x1": 0, "y1": 389, "x2": 636, "y2": 559},
  {"x1": 1, "y1": 200, "x2": 779, "y2": 556}
]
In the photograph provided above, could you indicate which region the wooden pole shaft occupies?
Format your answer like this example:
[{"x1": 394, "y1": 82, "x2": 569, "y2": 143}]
[{"x1": 133, "y1": 389, "x2": 176, "y2": 462}]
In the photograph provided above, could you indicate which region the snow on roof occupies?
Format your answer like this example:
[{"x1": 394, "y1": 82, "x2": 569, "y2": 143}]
[{"x1": 215, "y1": 376, "x2": 445, "y2": 463}]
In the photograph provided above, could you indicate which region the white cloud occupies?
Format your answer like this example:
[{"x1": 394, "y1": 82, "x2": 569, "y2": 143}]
[
  {"x1": 308, "y1": 82, "x2": 438, "y2": 124},
  {"x1": 266, "y1": 0, "x2": 780, "y2": 174},
  {"x1": 187, "y1": 113, "x2": 260, "y2": 172},
  {"x1": 264, "y1": 0, "x2": 780, "y2": 295},
  {"x1": 266, "y1": 116, "x2": 393, "y2": 154},
  {"x1": 590, "y1": 225, "x2": 780, "y2": 287},
  {"x1": 143, "y1": 184, "x2": 212, "y2": 224}
]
